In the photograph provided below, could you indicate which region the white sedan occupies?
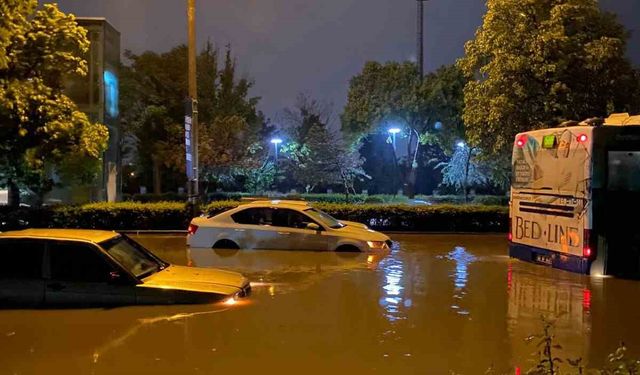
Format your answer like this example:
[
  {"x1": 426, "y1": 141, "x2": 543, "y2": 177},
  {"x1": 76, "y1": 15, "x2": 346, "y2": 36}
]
[{"x1": 187, "y1": 200, "x2": 392, "y2": 252}]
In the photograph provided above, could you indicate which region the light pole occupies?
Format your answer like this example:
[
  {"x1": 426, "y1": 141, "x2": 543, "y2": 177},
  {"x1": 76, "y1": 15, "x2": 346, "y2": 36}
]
[
  {"x1": 271, "y1": 138, "x2": 282, "y2": 192},
  {"x1": 417, "y1": 0, "x2": 427, "y2": 82},
  {"x1": 271, "y1": 138, "x2": 283, "y2": 162},
  {"x1": 388, "y1": 127, "x2": 401, "y2": 150},
  {"x1": 187, "y1": 0, "x2": 199, "y2": 203}
]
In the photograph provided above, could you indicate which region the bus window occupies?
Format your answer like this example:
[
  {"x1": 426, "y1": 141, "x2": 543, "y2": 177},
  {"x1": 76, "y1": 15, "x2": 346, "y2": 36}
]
[
  {"x1": 608, "y1": 151, "x2": 640, "y2": 191},
  {"x1": 512, "y1": 129, "x2": 590, "y2": 194}
]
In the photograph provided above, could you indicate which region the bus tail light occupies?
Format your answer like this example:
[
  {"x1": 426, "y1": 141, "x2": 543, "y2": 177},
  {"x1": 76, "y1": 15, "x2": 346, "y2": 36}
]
[
  {"x1": 583, "y1": 229, "x2": 595, "y2": 259},
  {"x1": 188, "y1": 224, "x2": 199, "y2": 236},
  {"x1": 515, "y1": 135, "x2": 527, "y2": 148},
  {"x1": 508, "y1": 218, "x2": 513, "y2": 241},
  {"x1": 577, "y1": 134, "x2": 588, "y2": 143}
]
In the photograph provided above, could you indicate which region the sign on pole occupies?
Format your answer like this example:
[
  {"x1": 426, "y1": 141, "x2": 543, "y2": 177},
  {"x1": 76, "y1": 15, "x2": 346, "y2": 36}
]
[{"x1": 185, "y1": 114, "x2": 193, "y2": 180}]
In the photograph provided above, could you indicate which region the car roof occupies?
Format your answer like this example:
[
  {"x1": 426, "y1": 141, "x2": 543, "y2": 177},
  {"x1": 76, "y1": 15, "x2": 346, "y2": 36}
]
[
  {"x1": 0, "y1": 229, "x2": 119, "y2": 243},
  {"x1": 241, "y1": 200, "x2": 311, "y2": 209}
]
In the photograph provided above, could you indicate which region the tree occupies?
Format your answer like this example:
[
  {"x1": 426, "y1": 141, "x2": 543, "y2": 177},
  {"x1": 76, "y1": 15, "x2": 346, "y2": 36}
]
[
  {"x1": 342, "y1": 62, "x2": 467, "y2": 197},
  {"x1": 120, "y1": 43, "x2": 270, "y2": 194},
  {"x1": 459, "y1": 0, "x2": 640, "y2": 156},
  {"x1": 0, "y1": 2, "x2": 109, "y2": 206},
  {"x1": 436, "y1": 144, "x2": 487, "y2": 202},
  {"x1": 280, "y1": 94, "x2": 367, "y2": 195}
]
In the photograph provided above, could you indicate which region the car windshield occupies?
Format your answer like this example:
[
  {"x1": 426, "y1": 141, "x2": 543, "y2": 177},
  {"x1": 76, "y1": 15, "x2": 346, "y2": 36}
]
[
  {"x1": 304, "y1": 208, "x2": 345, "y2": 229},
  {"x1": 100, "y1": 235, "x2": 166, "y2": 279}
]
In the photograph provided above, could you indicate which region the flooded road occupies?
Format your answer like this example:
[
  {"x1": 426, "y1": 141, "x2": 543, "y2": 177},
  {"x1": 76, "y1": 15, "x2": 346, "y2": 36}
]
[{"x1": 1, "y1": 234, "x2": 640, "y2": 374}]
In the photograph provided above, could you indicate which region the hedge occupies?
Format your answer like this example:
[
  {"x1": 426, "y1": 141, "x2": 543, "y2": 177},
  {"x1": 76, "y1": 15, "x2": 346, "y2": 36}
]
[
  {"x1": 123, "y1": 191, "x2": 509, "y2": 206},
  {"x1": 0, "y1": 201, "x2": 508, "y2": 232}
]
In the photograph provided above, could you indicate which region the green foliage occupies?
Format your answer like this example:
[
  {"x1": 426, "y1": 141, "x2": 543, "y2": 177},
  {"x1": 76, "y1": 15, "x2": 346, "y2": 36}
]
[
  {"x1": 203, "y1": 202, "x2": 508, "y2": 232},
  {"x1": 0, "y1": 2, "x2": 109, "y2": 202},
  {"x1": 521, "y1": 317, "x2": 640, "y2": 375},
  {"x1": 120, "y1": 43, "x2": 269, "y2": 193},
  {"x1": 436, "y1": 146, "x2": 487, "y2": 194},
  {"x1": 342, "y1": 61, "x2": 423, "y2": 138},
  {"x1": 282, "y1": 94, "x2": 367, "y2": 195},
  {"x1": 1, "y1": 202, "x2": 508, "y2": 232},
  {"x1": 459, "y1": 0, "x2": 640, "y2": 156}
]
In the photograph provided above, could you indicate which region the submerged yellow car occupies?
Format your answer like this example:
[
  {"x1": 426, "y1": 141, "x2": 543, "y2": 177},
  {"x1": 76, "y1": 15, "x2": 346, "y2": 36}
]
[{"x1": 0, "y1": 229, "x2": 250, "y2": 307}]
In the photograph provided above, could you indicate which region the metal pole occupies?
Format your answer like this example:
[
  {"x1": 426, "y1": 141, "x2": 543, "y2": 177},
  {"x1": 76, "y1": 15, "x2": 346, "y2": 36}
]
[
  {"x1": 417, "y1": 0, "x2": 425, "y2": 82},
  {"x1": 187, "y1": 0, "x2": 199, "y2": 202}
]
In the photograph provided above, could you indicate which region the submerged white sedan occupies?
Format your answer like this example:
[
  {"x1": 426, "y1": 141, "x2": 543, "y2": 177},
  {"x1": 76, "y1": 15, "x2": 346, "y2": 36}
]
[{"x1": 187, "y1": 200, "x2": 392, "y2": 252}]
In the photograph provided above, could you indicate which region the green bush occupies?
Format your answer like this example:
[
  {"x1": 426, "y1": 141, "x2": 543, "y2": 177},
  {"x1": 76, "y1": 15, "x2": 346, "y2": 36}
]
[
  {"x1": 203, "y1": 201, "x2": 508, "y2": 232},
  {"x1": 0, "y1": 202, "x2": 192, "y2": 231},
  {"x1": 123, "y1": 192, "x2": 188, "y2": 202},
  {"x1": 1, "y1": 201, "x2": 507, "y2": 232}
]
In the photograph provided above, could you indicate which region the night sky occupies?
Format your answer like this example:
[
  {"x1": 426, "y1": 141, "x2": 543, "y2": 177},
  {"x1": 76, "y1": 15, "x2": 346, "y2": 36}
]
[{"x1": 51, "y1": 0, "x2": 640, "y2": 121}]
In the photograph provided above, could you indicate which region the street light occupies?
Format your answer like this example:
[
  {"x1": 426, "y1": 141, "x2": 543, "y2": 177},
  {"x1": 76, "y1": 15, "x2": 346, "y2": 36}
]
[
  {"x1": 457, "y1": 141, "x2": 466, "y2": 149},
  {"x1": 388, "y1": 128, "x2": 401, "y2": 150},
  {"x1": 271, "y1": 138, "x2": 283, "y2": 161}
]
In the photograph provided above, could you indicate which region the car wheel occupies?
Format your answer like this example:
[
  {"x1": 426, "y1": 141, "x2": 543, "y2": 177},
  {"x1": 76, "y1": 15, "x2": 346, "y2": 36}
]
[
  {"x1": 335, "y1": 244, "x2": 361, "y2": 253},
  {"x1": 212, "y1": 239, "x2": 240, "y2": 250}
]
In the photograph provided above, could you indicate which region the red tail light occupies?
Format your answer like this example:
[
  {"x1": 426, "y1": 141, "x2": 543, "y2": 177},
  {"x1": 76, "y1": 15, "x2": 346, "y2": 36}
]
[
  {"x1": 515, "y1": 135, "x2": 527, "y2": 148},
  {"x1": 188, "y1": 224, "x2": 199, "y2": 235},
  {"x1": 583, "y1": 229, "x2": 595, "y2": 258},
  {"x1": 508, "y1": 218, "x2": 513, "y2": 241},
  {"x1": 577, "y1": 134, "x2": 588, "y2": 143}
]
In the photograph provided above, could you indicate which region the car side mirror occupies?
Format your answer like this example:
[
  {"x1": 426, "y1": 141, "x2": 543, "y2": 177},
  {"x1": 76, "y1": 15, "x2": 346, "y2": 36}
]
[{"x1": 306, "y1": 222, "x2": 321, "y2": 232}]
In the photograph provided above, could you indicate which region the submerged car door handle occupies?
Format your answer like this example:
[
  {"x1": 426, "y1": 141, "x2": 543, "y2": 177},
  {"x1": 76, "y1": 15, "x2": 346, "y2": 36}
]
[{"x1": 47, "y1": 283, "x2": 65, "y2": 291}]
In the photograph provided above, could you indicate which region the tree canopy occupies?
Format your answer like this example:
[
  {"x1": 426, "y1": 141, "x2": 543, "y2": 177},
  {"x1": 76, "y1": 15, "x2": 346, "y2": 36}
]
[
  {"x1": 0, "y1": 2, "x2": 109, "y2": 203},
  {"x1": 459, "y1": 0, "x2": 640, "y2": 155},
  {"x1": 120, "y1": 43, "x2": 270, "y2": 194}
]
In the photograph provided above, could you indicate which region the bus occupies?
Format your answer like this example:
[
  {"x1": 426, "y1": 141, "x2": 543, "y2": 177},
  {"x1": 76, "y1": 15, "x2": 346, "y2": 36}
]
[{"x1": 509, "y1": 113, "x2": 640, "y2": 278}]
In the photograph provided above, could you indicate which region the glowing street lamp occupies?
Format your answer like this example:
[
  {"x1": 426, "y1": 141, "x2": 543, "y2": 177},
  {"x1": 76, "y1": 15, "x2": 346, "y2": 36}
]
[
  {"x1": 271, "y1": 138, "x2": 283, "y2": 161},
  {"x1": 457, "y1": 141, "x2": 466, "y2": 149},
  {"x1": 388, "y1": 128, "x2": 401, "y2": 150}
]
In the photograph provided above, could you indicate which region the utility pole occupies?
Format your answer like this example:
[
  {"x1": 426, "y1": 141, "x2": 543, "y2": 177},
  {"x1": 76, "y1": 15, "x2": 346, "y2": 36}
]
[
  {"x1": 417, "y1": 0, "x2": 426, "y2": 82},
  {"x1": 187, "y1": 0, "x2": 199, "y2": 202}
]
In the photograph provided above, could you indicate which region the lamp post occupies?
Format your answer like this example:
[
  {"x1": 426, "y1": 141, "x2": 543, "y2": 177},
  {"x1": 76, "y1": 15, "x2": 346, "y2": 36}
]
[
  {"x1": 417, "y1": 0, "x2": 427, "y2": 82},
  {"x1": 388, "y1": 128, "x2": 401, "y2": 150},
  {"x1": 186, "y1": 0, "x2": 199, "y2": 203},
  {"x1": 271, "y1": 138, "x2": 282, "y2": 192},
  {"x1": 271, "y1": 138, "x2": 283, "y2": 162}
]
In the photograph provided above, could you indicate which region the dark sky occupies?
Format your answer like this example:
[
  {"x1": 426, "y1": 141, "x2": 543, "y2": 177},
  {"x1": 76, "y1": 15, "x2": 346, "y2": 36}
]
[{"x1": 52, "y1": 0, "x2": 640, "y2": 121}]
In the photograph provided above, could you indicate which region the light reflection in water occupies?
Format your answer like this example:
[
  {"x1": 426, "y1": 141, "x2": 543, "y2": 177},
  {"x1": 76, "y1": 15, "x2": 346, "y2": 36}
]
[
  {"x1": 441, "y1": 246, "x2": 477, "y2": 315},
  {"x1": 378, "y1": 247, "x2": 408, "y2": 322}
]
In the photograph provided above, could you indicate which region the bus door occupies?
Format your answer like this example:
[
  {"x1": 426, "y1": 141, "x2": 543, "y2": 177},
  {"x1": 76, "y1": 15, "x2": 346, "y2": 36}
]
[{"x1": 602, "y1": 149, "x2": 640, "y2": 278}]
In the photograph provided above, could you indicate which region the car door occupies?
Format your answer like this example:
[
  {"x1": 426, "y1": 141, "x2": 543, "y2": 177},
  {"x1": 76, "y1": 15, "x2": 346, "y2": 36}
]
[
  {"x1": 268, "y1": 209, "x2": 329, "y2": 251},
  {"x1": 230, "y1": 207, "x2": 281, "y2": 249},
  {"x1": 44, "y1": 241, "x2": 136, "y2": 306},
  {"x1": 0, "y1": 239, "x2": 46, "y2": 307}
]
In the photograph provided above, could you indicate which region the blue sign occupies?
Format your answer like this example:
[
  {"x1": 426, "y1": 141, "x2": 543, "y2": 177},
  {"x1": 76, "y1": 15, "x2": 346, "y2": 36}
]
[{"x1": 185, "y1": 115, "x2": 193, "y2": 179}]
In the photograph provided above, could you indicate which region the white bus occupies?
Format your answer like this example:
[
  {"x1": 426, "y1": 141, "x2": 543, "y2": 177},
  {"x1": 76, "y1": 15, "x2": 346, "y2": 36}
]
[{"x1": 509, "y1": 113, "x2": 640, "y2": 277}]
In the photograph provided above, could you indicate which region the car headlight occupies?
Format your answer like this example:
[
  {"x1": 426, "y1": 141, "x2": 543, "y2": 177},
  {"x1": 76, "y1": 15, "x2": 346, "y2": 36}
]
[{"x1": 367, "y1": 241, "x2": 386, "y2": 249}]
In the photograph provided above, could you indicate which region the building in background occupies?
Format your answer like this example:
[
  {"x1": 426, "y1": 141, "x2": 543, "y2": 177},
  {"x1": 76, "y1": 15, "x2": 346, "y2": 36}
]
[{"x1": 60, "y1": 17, "x2": 121, "y2": 203}]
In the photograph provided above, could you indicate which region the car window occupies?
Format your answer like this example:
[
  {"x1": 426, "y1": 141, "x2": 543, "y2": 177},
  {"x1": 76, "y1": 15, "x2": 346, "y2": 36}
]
[
  {"x1": 101, "y1": 236, "x2": 162, "y2": 279},
  {"x1": 49, "y1": 242, "x2": 113, "y2": 283},
  {"x1": 231, "y1": 208, "x2": 274, "y2": 225},
  {"x1": 273, "y1": 209, "x2": 315, "y2": 229},
  {"x1": 0, "y1": 240, "x2": 44, "y2": 279}
]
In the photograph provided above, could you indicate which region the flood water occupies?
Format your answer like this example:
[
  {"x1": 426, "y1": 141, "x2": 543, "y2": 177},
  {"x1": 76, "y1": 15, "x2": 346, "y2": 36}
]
[{"x1": 1, "y1": 233, "x2": 640, "y2": 374}]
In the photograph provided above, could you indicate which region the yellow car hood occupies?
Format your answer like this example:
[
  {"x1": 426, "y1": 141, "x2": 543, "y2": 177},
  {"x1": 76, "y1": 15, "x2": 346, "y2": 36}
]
[{"x1": 139, "y1": 265, "x2": 248, "y2": 295}]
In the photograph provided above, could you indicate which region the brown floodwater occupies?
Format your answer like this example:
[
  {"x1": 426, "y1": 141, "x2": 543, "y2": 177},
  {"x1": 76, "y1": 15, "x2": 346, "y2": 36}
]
[{"x1": 1, "y1": 233, "x2": 640, "y2": 374}]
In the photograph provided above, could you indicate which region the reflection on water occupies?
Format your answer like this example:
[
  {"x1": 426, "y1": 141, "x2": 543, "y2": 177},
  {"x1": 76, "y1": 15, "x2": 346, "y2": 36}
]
[
  {"x1": 378, "y1": 247, "x2": 408, "y2": 322},
  {"x1": 438, "y1": 246, "x2": 477, "y2": 315},
  {"x1": 1, "y1": 234, "x2": 640, "y2": 374}
]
